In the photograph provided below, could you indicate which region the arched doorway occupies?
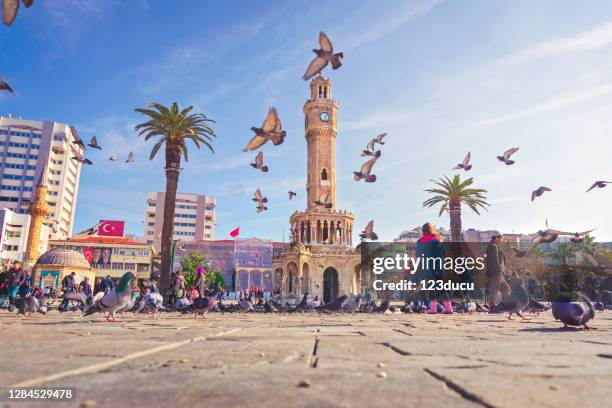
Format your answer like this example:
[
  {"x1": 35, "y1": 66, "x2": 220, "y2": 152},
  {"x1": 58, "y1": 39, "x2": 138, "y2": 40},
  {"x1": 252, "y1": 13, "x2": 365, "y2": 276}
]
[
  {"x1": 323, "y1": 267, "x2": 339, "y2": 303},
  {"x1": 301, "y1": 262, "x2": 310, "y2": 294},
  {"x1": 287, "y1": 262, "x2": 298, "y2": 295},
  {"x1": 274, "y1": 268, "x2": 284, "y2": 292}
]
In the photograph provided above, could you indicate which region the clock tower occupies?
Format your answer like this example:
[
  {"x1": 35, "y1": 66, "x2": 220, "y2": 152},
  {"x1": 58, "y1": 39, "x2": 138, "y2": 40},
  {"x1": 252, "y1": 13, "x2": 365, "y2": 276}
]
[{"x1": 304, "y1": 76, "x2": 339, "y2": 210}]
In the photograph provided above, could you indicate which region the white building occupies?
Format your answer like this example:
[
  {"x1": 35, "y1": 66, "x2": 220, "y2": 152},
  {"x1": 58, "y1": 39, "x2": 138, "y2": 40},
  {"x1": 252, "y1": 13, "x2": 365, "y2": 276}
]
[
  {"x1": 144, "y1": 192, "x2": 216, "y2": 251},
  {"x1": 394, "y1": 226, "x2": 453, "y2": 243},
  {"x1": 0, "y1": 116, "x2": 84, "y2": 239},
  {"x1": 0, "y1": 208, "x2": 50, "y2": 264}
]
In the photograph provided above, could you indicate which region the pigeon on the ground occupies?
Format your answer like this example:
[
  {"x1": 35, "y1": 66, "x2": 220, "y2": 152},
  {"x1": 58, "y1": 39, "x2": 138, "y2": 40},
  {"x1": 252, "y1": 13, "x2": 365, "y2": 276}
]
[
  {"x1": 531, "y1": 186, "x2": 551, "y2": 201},
  {"x1": 586, "y1": 181, "x2": 611, "y2": 192},
  {"x1": 496, "y1": 147, "x2": 519, "y2": 165},
  {"x1": 88, "y1": 136, "x2": 102, "y2": 150},
  {"x1": 243, "y1": 108, "x2": 286, "y2": 151},
  {"x1": 552, "y1": 292, "x2": 595, "y2": 330},
  {"x1": 342, "y1": 294, "x2": 362, "y2": 313},
  {"x1": 354, "y1": 151, "x2": 380, "y2": 182},
  {"x1": 307, "y1": 295, "x2": 321, "y2": 309},
  {"x1": 288, "y1": 191, "x2": 297, "y2": 200},
  {"x1": 475, "y1": 302, "x2": 489, "y2": 313},
  {"x1": 316, "y1": 295, "x2": 348, "y2": 312},
  {"x1": 0, "y1": 76, "x2": 15, "y2": 94},
  {"x1": 71, "y1": 155, "x2": 93, "y2": 165},
  {"x1": 313, "y1": 192, "x2": 332, "y2": 209},
  {"x1": 374, "y1": 299, "x2": 390, "y2": 313},
  {"x1": 303, "y1": 31, "x2": 343, "y2": 80},
  {"x1": 190, "y1": 293, "x2": 218, "y2": 318},
  {"x1": 453, "y1": 152, "x2": 472, "y2": 171},
  {"x1": 62, "y1": 291, "x2": 93, "y2": 314},
  {"x1": 290, "y1": 293, "x2": 309, "y2": 313},
  {"x1": 361, "y1": 133, "x2": 387, "y2": 157},
  {"x1": 16, "y1": 294, "x2": 46, "y2": 316},
  {"x1": 125, "y1": 152, "x2": 134, "y2": 163},
  {"x1": 492, "y1": 276, "x2": 529, "y2": 320},
  {"x1": 250, "y1": 151, "x2": 268, "y2": 172},
  {"x1": 527, "y1": 298, "x2": 550, "y2": 314},
  {"x1": 83, "y1": 272, "x2": 135, "y2": 322},
  {"x1": 359, "y1": 220, "x2": 378, "y2": 241},
  {"x1": 238, "y1": 293, "x2": 254, "y2": 314}
]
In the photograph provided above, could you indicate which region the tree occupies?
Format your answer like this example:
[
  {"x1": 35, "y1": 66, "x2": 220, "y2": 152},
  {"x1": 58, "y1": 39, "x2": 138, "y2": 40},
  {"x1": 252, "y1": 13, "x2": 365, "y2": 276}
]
[
  {"x1": 551, "y1": 241, "x2": 577, "y2": 265},
  {"x1": 178, "y1": 251, "x2": 226, "y2": 290},
  {"x1": 135, "y1": 102, "x2": 216, "y2": 295},
  {"x1": 423, "y1": 175, "x2": 489, "y2": 241}
]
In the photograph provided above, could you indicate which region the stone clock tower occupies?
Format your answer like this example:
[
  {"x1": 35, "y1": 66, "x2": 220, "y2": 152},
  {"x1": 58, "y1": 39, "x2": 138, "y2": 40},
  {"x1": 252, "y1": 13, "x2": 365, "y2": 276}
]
[{"x1": 275, "y1": 76, "x2": 361, "y2": 303}]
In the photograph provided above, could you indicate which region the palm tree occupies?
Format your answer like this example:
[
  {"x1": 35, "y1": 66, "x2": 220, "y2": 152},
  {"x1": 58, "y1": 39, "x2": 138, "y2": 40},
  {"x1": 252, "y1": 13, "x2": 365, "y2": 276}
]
[
  {"x1": 135, "y1": 102, "x2": 216, "y2": 295},
  {"x1": 423, "y1": 174, "x2": 489, "y2": 241},
  {"x1": 550, "y1": 241, "x2": 577, "y2": 265}
]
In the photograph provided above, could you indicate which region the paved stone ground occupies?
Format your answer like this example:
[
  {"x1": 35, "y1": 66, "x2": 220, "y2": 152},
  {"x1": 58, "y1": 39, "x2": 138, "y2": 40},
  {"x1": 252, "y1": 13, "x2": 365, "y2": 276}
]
[{"x1": 1, "y1": 309, "x2": 611, "y2": 408}]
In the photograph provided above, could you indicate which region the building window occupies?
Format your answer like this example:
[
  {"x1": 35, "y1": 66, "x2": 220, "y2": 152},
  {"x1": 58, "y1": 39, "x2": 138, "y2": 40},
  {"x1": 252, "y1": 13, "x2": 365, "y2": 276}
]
[{"x1": 321, "y1": 168, "x2": 328, "y2": 181}]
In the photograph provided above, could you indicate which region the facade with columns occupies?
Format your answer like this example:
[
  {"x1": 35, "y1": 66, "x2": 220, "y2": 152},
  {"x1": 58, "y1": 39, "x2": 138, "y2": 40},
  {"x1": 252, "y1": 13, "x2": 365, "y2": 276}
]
[{"x1": 273, "y1": 77, "x2": 361, "y2": 302}]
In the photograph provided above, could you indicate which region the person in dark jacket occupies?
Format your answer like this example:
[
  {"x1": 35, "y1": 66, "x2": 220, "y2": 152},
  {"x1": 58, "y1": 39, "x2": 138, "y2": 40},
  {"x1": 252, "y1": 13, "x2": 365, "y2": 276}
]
[
  {"x1": 415, "y1": 223, "x2": 445, "y2": 312},
  {"x1": 59, "y1": 272, "x2": 76, "y2": 310},
  {"x1": 101, "y1": 275, "x2": 114, "y2": 294},
  {"x1": 485, "y1": 234, "x2": 506, "y2": 307},
  {"x1": 7, "y1": 261, "x2": 25, "y2": 308},
  {"x1": 80, "y1": 277, "x2": 92, "y2": 297}
]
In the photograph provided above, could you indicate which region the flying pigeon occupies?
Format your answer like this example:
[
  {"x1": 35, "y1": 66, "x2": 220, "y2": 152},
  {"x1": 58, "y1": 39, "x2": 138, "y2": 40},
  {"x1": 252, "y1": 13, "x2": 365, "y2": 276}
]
[
  {"x1": 70, "y1": 126, "x2": 86, "y2": 150},
  {"x1": 88, "y1": 136, "x2": 102, "y2": 150},
  {"x1": 453, "y1": 152, "x2": 472, "y2": 171},
  {"x1": 552, "y1": 291, "x2": 595, "y2": 330},
  {"x1": 518, "y1": 229, "x2": 578, "y2": 257},
  {"x1": 0, "y1": 76, "x2": 15, "y2": 94},
  {"x1": 303, "y1": 31, "x2": 344, "y2": 80},
  {"x1": 359, "y1": 220, "x2": 378, "y2": 241},
  {"x1": 125, "y1": 152, "x2": 134, "y2": 163},
  {"x1": 361, "y1": 133, "x2": 387, "y2": 157},
  {"x1": 568, "y1": 229, "x2": 596, "y2": 243},
  {"x1": 491, "y1": 276, "x2": 530, "y2": 320},
  {"x1": 83, "y1": 271, "x2": 135, "y2": 322},
  {"x1": 71, "y1": 155, "x2": 93, "y2": 165},
  {"x1": 354, "y1": 151, "x2": 380, "y2": 182},
  {"x1": 315, "y1": 295, "x2": 348, "y2": 312},
  {"x1": 342, "y1": 294, "x2": 362, "y2": 313},
  {"x1": 497, "y1": 147, "x2": 519, "y2": 165},
  {"x1": 253, "y1": 189, "x2": 268, "y2": 212},
  {"x1": 511, "y1": 247, "x2": 528, "y2": 257},
  {"x1": 585, "y1": 181, "x2": 611, "y2": 192},
  {"x1": 2, "y1": 0, "x2": 32, "y2": 26},
  {"x1": 109, "y1": 155, "x2": 118, "y2": 161},
  {"x1": 288, "y1": 191, "x2": 297, "y2": 200},
  {"x1": 531, "y1": 186, "x2": 551, "y2": 201},
  {"x1": 250, "y1": 151, "x2": 268, "y2": 172},
  {"x1": 313, "y1": 192, "x2": 332, "y2": 208},
  {"x1": 243, "y1": 108, "x2": 286, "y2": 151}
]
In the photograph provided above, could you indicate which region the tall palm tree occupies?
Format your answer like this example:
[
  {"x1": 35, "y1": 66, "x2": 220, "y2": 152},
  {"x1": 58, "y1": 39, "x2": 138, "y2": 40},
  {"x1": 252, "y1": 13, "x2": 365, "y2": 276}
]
[
  {"x1": 423, "y1": 174, "x2": 489, "y2": 241},
  {"x1": 550, "y1": 241, "x2": 577, "y2": 265},
  {"x1": 135, "y1": 102, "x2": 216, "y2": 295}
]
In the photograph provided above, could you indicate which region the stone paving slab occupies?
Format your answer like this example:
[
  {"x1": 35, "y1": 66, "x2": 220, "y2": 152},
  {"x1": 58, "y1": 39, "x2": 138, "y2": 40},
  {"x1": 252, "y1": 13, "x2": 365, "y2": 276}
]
[{"x1": 1, "y1": 311, "x2": 610, "y2": 408}]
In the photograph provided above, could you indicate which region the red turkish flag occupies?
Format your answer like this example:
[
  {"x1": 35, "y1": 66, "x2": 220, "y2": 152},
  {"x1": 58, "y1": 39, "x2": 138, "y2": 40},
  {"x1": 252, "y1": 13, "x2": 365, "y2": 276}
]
[
  {"x1": 230, "y1": 227, "x2": 240, "y2": 238},
  {"x1": 98, "y1": 220, "x2": 125, "y2": 237}
]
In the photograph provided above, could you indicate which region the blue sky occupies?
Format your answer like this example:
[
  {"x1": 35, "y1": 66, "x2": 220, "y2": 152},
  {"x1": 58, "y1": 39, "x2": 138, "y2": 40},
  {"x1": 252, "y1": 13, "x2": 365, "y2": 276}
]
[{"x1": 1, "y1": 0, "x2": 611, "y2": 241}]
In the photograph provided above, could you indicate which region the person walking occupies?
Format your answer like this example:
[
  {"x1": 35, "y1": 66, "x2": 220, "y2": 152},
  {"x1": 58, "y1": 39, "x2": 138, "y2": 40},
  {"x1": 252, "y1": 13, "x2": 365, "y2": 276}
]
[
  {"x1": 485, "y1": 234, "x2": 506, "y2": 308},
  {"x1": 193, "y1": 267, "x2": 206, "y2": 299},
  {"x1": 59, "y1": 272, "x2": 76, "y2": 311},
  {"x1": 7, "y1": 261, "x2": 25, "y2": 310},
  {"x1": 415, "y1": 223, "x2": 445, "y2": 313}
]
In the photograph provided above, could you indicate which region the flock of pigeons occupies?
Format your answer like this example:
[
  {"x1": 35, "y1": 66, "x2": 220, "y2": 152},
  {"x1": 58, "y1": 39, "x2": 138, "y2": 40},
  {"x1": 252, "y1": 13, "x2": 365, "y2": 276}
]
[
  {"x1": 451, "y1": 147, "x2": 609, "y2": 256},
  {"x1": 12, "y1": 270, "x2": 601, "y2": 331},
  {"x1": 69, "y1": 126, "x2": 135, "y2": 166}
]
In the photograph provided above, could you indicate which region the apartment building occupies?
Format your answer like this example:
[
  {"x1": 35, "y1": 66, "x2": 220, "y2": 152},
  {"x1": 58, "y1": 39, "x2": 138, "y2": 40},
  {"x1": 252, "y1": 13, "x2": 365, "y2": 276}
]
[
  {"x1": 144, "y1": 192, "x2": 216, "y2": 251},
  {"x1": 0, "y1": 208, "x2": 50, "y2": 264},
  {"x1": 0, "y1": 116, "x2": 83, "y2": 239}
]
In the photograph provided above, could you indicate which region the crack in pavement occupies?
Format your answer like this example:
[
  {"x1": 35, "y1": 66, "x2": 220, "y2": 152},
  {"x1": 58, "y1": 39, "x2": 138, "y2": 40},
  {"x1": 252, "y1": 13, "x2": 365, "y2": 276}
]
[{"x1": 424, "y1": 368, "x2": 498, "y2": 408}]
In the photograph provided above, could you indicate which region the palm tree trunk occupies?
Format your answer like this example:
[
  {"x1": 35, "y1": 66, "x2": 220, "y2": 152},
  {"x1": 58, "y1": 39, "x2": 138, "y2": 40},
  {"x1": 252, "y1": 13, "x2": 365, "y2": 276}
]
[
  {"x1": 449, "y1": 201, "x2": 462, "y2": 242},
  {"x1": 159, "y1": 146, "x2": 181, "y2": 296}
]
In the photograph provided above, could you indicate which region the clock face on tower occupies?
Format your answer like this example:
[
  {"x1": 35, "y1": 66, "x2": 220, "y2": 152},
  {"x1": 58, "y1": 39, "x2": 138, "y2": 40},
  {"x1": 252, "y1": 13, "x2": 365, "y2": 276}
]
[{"x1": 319, "y1": 112, "x2": 330, "y2": 122}]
